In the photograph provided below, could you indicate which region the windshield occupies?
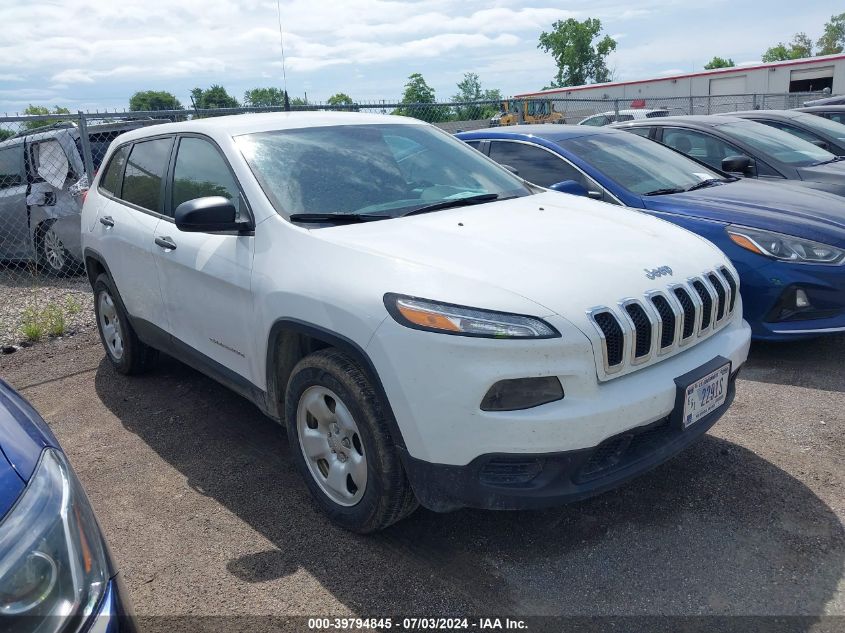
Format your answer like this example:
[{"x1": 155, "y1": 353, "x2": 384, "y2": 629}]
[
  {"x1": 236, "y1": 123, "x2": 529, "y2": 219},
  {"x1": 717, "y1": 120, "x2": 834, "y2": 166},
  {"x1": 563, "y1": 132, "x2": 722, "y2": 195},
  {"x1": 792, "y1": 112, "x2": 845, "y2": 142}
]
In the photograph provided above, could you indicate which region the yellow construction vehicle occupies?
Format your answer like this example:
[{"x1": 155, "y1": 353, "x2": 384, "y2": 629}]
[{"x1": 489, "y1": 99, "x2": 565, "y2": 126}]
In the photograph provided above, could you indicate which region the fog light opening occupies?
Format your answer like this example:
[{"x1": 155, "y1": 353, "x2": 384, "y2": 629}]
[
  {"x1": 794, "y1": 288, "x2": 811, "y2": 309},
  {"x1": 480, "y1": 376, "x2": 564, "y2": 412}
]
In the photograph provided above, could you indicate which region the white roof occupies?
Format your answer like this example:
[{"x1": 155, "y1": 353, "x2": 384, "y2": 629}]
[{"x1": 115, "y1": 111, "x2": 420, "y2": 143}]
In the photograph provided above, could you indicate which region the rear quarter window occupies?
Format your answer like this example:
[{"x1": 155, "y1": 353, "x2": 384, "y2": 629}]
[{"x1": 98, "y1": 146, "x2": 129, "y2": 196}]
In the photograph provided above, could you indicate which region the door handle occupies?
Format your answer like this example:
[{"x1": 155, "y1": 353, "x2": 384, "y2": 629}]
[
  {"x1": 155, "y1": 236, "x2": 177, "y2": 251},
  {"x1": 99, "y1": 216, "x2": 115, "y2": 228}
]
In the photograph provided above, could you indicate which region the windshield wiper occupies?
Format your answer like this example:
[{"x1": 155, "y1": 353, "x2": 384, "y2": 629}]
[
  {"x1": 289, "y1": 213, "x2": 388, "y2": 224},
  {"x1": 813, "y1": 155, "x2": 845, "y2": 166},
  {"x1": 399, "y1": 193, "x2": 502, "y2": 217},
  {"x1": 685, "y1": 178, "x2": 726, "y2": 192},
  {"x1": 643, "y1": 187, "x2": 685, "y2": 196}
]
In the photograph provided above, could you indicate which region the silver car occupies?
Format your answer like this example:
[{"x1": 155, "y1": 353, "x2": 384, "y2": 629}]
[{"x1": 0, "y1": 120, "x2": 162, "y2": 275}]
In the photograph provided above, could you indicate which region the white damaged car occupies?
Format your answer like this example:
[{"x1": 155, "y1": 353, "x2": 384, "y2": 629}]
[{"x1": 81, "y1": 112, "x2": 750, "y2": 532}]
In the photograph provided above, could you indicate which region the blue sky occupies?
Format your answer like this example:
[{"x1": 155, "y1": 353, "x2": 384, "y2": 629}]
[{"x1": 0, "y1": 0, "x2": 838, "y2": 113}]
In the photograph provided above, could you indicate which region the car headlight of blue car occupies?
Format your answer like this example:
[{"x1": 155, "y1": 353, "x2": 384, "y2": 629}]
[
  {"x1": 727, "y1": 225, "x2": 845, "y2": 264},
  {"x1": 0, "y1": 448, "x2": 109, "y2": 629}
]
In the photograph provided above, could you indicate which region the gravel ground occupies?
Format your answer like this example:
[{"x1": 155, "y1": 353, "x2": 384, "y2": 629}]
[
  {"x1": 0, "y1": 270, "x2": 94, "y2": 347},
  {"x1": 0, "y1": 330, "x2": 842, "y2": 624}
]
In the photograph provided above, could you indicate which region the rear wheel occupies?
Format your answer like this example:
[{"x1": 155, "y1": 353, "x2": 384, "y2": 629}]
[
  {"x1": 37, "y1": 221, "x2": 78, "y2": 276},
  {"x1": 285, "y1": 348, "x2": 418, "y2": 532},
  {"x1": 93, "y1": 273, "x2": 158, "y2": 375}
]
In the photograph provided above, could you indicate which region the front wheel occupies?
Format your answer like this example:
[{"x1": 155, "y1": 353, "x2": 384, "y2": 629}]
[{"x1": 285, "y1": 348, "x2": 418, "y2": 532}]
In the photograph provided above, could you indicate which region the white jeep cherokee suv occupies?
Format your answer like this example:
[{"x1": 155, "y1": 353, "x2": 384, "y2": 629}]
[{"x1": 82, "y1": 113, "x2": 750, "y2": 532}]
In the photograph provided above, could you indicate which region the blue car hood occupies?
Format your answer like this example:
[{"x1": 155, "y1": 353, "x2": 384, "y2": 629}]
[
  {"x1": 641, "y1": 179, "x2": 845, "y2": 246},
  {"x1": 0, "y1": 380, "x2": 56, "y2": 518}
]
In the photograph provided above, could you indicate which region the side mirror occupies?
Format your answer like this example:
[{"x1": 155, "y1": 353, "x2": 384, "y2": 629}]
[
  {"x1": 500, "y1": 164, "x2": 519, "y2": 176},
  {"x1": 549, "y1": 180, "x2": 589, "y2": 197},
  {"x1": 174, "y1": 196, "x2": 245, "y2": 232},
  {"x1": 721, "y1": 155, "x2": 755, "y2": 176}
]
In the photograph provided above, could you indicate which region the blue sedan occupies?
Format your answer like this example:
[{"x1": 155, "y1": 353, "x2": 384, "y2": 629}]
[
  {"x1": 457, "y1": 125, "x2": 845, "y2": 341},
  {"x1": 0, "y1": 378, "x2": 136, "y2": 632}
]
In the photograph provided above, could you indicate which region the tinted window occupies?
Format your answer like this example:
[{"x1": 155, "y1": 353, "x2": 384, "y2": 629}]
[
  {"x1": 99, "y1": 146, "x2": 128, "y2": 196},
  {"x1": 827, "y1": 112, "x2": 845, "y2": 125},
  {"x1": 563, "y1": 132, "x2": 722, "y2": 195},
  {"x1": 489, "y1": 141, "x2": 585, "y2": 188},
  {"x1": 662, "y1": 128, "x2": 746, "y2": 171},
  {"x1": 759, "y1": 120, "x2": 826, "y2": 146},
  {"x1": 121, "y1": 138, "x2": 172, "y2": 212},
  {"x1": 463, "y1": 140, "x2": 483, "y2": 151},
  {"x1": 237, "y1": 124, "x2": 528, "y2": 219},
  {"x1": 718, "y1": 121, "x2": 832, "y2": 166},
  {"x1": 581, "y1": 115, "x2": 610, "y2": 127},
  {"x1": 0, "y1": 145, "x2": 24, "y2": 189},
  {"x1": 615, "y1": 114, "x2": 634, "y2": 122},
  {"x1": 646, "y1": 110, "x2": 669, "y2": 118},
  {"x1": 626, "y1": 127, "x2": 652, "y2": 138},
  {"x1": 172, "y1": 137, "x2": 240, "y2": 217}
]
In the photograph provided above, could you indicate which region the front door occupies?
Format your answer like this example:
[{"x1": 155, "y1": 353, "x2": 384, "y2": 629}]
[{"x1": 153, "y1": 135, "x2": 256, "y2": 382}]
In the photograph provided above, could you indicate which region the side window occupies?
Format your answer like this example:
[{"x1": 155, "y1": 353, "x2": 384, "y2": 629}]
[
  {"x1": 582, "y1": 115, "x2": 609, "y2": 127},
  {"x1": 615, "y1": 114, "x2": 634, "y2": 122},
  {"x1": 627, "y1": 127, "x2": 652, "y2": 138},
  {"x1": 661, "y1": 128, "x2": 746, "y2": 171},
  {"x1": 171, "y1": 137, "x2": 241, "y2": 217},
  {"x1": 121, "y1": 138, "x2": 172, "y2": 213},
  {"x1": 0, "y1": 144, "x2": 24, "y2": 189},
  {"x1": 463, "y1": 140, "x2": 482, "y2": 151},
  {"x1": 99, "y1": 146, "x2": 129, "y2": 196},
  {"x1": 489, "y1": 141, "x2": 585, "y2": 188},
  {"x1": 760, "y1": 120, "x2": 825, "y2": 146},
  {"x1": 827, "y1": 113, "x2": 845, "y2": 125}
]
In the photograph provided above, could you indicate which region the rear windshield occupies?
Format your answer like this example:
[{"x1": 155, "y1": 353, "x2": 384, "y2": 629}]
[
  {"x1": 792, "y1": 112, "x2": 845, "y2": 142},
  {"x1": 717, "y1": 120, "x2": 834, "y2": 166},
  {"x1": 236, "y1": 123, "x2": 529, "y2": 219}
]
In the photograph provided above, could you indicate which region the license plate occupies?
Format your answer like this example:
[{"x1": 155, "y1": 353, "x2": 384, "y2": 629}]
[{"x1": 682, "y1": 362, "x2": 730, "y2": 429}]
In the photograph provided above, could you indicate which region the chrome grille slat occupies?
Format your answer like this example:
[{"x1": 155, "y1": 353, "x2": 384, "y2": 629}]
[{"x1": 588, "y1": 267, "x2": 738, "y2": 377}]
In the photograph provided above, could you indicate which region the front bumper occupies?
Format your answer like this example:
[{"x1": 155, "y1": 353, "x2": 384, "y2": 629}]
[
  {"x1": 401, "y1": 367, "x2": 739, "y2": 512},
  {"x1": 367, "y1": 313, "x2": 750, "y2": 465},
  {"x1": 732, "y1": 257, "x2": 845, "y2": 341}
]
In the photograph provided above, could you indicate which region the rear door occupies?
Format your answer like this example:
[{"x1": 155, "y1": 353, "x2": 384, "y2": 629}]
[
  {"x1": 0, "y1": 141, "x2": 28, "y2": 260},
  {"x1": 93, "y1": 136, "x2": 173, "y2": 331},
  {"x1": 153, "y1": 134, "x2": 256, "y2": 381}
]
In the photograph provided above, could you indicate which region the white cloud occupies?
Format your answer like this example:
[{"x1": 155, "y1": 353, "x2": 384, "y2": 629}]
[{"x1": 0, "y1": 0, "x2": 835, "y2": 111}]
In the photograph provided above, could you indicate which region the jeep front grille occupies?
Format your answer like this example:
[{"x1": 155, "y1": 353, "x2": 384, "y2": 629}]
[{"x1": 587, "y1": 268, "x2": 738, "y2": 375}]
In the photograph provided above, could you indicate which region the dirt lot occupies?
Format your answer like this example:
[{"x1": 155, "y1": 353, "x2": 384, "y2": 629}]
[{"x1": 0, "y1": 327, "x2": 843, "y2": 622}]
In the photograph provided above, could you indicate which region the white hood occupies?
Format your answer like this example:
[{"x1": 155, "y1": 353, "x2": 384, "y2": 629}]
[{"x1": 317, "y1": 192, "x2": 729, "y2": 319}]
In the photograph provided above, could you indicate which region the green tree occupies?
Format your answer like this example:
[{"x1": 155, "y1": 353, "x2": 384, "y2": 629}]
[
  {"x1": 327, "y1": 93, "x2": 354, "y2": 106},
  {"x1": 190, "y1": 85, "x2": 239, "y2": 109},
  {"x1": 0, "y1": 129, "x2": 14, "y2": 142},
  {"x1": 243, "y1": 87, "x2": 286, "y2": 107},
  {"x1": 817, "y1": 12, "x2": 845, "y2": 55},
  {"x1": 762, "y1": 32, "x2": 813, "y2": 62},
  {"x1": 704, "y1": 56, "x2": 735, "y2": 70},
  {"x1": 129, "y1": 90, "x2": 183, "y2": 111},
  {"x1": 451, "y1": 73, "x2": 502, "y2": 120},
  {"x1": 538, "y1": 18, "x2": 617, "y2": 88},
  {"x1": 22, "y1": 105, "x2": 71, "y2": 130},
  {"x1": 289, "y1": 95, "x2": 309, "y2": 107},
  {"x1": 394, "y1": 73, "x2": 446, "y2": 122}
]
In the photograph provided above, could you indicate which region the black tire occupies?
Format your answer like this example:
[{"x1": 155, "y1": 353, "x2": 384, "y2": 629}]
[
  {"x1": 93, "y1": 273, "x2": 158, "y2": 375},
  {"x1": 36, "y1": 220, "x2": 80, "y2": 277},
  {"x1": 285, "y1": 348, "x2": 418, "y2": 533}
]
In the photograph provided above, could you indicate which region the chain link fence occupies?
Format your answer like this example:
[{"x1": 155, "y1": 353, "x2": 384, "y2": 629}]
[{"x1": 0, "y1": 91, "x2": 829, "y2": 349}]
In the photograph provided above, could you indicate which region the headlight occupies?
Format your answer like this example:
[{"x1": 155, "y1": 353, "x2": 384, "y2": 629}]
[
  {"x1": 384, "y1": 294, "x2": 559, "y2": 338},
  {"x1": 727, "y1": 225, "x2": 845, "y2": 264},
  {"x1": 0, "y1": 449, "x2": 109, "y2": 632}
]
